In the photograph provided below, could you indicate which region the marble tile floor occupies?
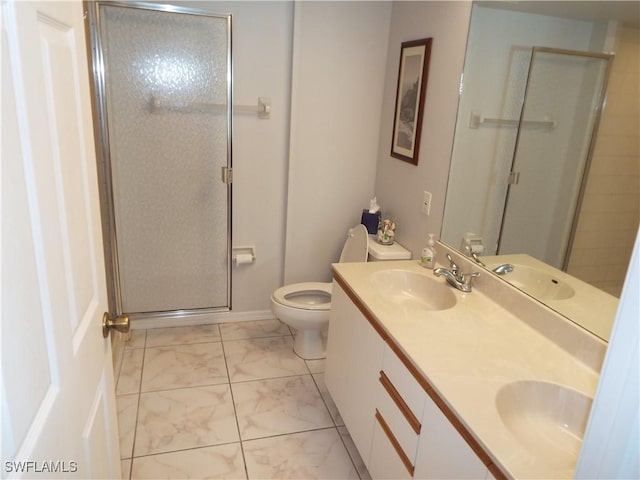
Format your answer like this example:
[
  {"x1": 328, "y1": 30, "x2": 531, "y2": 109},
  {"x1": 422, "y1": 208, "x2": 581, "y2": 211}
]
[{"x1": 114, "y1": 319, "x2": 371, "y2": 480}]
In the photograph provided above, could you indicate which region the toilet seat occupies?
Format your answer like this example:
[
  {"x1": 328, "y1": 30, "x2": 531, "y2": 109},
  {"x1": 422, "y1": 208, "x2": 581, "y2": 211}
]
[
  {"x1": 272, "y1": 282, "x2": 332, "y2": 311},
  {"x1": 339, "y1": 224, "x2": 369, "y2": 263}
]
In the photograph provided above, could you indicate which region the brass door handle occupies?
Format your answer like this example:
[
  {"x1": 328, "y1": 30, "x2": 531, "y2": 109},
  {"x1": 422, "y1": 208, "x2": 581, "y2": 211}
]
[{"x1": 102, "y1": 312, "x2": 130, "y2": 338}]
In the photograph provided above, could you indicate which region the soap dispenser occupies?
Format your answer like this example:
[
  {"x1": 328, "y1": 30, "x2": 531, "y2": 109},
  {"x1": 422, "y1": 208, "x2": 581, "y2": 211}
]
[
  {"x1": 461, "y1": 237, "x2": 472, "y2": 257},
  {"x1": 421, "y1": 234, "x2": 436, "y2": 269}
]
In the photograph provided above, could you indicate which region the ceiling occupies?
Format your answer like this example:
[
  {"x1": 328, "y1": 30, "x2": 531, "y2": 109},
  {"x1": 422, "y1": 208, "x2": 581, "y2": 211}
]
[{"x1": 479, "y1": 1, "x2": 640, "y2": 28}]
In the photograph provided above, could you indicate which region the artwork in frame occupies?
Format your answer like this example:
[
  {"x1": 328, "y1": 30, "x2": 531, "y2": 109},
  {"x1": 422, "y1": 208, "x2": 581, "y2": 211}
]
[{"x1": 390, "y1": 37, "x2": 433, "y2": 165}]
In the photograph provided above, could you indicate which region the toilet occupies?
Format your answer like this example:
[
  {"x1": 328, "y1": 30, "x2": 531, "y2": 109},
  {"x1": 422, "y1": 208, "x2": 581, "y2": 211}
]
[{"x1": 270, "y1": 224, "x2": 411, "y2": 359}]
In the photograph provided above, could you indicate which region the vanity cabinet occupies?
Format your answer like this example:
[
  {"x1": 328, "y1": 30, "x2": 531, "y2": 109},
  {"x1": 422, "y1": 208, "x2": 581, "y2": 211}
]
[
  {"x1": 327, "y1": 279, "x2": 501, "y2": 480},
  {"x1": 325, "y1": 280, "x2": 385, "y2": 465},
  {"x1": 369, "y1": 344, "x2": 426, "y2": 479}
]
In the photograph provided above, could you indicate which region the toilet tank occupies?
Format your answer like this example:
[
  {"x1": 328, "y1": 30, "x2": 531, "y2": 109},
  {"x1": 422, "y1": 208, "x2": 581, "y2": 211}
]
[{"x1": 367, "y1": 235, "x2": 411, "y2": 261}]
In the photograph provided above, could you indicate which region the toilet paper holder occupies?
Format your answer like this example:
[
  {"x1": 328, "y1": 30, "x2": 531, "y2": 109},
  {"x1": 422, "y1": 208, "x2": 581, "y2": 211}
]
[{"x1": 232, "y1": 246, "x2": 256, "y2": 266}]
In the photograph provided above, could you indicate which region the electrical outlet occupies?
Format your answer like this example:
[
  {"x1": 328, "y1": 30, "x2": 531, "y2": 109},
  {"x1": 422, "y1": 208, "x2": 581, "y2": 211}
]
[{"x1": 422, "y1": 191, "x2": 432, "y2": 216}]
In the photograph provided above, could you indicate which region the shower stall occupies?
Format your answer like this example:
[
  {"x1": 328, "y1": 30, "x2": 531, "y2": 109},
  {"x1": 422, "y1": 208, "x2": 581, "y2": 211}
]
[
  {"x1": 497, "y1": 47, "x2": 613, "y2": 269},
  {"x1": 88, "y1": 2, "x2": 232, "y2": 319}
]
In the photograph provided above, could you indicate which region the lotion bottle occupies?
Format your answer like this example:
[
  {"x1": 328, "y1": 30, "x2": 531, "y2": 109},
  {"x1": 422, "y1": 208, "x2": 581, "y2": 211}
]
[{"x1": 421, "y1": 234, "x2": 436, "y2": 269}]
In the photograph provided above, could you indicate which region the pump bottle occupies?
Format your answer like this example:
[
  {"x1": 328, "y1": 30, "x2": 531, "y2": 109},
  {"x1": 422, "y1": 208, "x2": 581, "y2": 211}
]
[{"x1": 421, "y1": 234, "x2": 436, "y2": 269}]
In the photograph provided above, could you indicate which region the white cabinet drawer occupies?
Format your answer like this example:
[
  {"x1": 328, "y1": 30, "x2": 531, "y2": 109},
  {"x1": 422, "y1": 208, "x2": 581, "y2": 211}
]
[
  {"x1": 376, "y1": 371, "x2": 421, "y2": 462},
  {"x1": 369, "y1": 410, "x2": 414, "y2": 480},
  {"x1": 381, "y1": 344, "x2": 426, "y2": 422}
]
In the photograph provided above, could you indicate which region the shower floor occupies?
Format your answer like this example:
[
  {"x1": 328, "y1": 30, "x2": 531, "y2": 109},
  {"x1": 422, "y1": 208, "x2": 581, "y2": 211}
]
[{"x1": 115, "y1": 320, "x2": 369, "y2": 479}]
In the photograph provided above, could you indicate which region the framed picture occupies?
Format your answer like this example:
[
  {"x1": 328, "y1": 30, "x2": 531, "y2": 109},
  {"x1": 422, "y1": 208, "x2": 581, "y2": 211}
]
[{"x1": 390, "y1": 37, "x2": 433, "y2": 165}]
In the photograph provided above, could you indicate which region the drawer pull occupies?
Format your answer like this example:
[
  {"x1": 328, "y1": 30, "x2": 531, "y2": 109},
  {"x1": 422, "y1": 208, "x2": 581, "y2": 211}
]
[
  {"x1": 375, "y1": 409, "x2": 415, "y2": 477},
  {"x1": 379, "y1": 371, "x2": 421, "y2": 434}
]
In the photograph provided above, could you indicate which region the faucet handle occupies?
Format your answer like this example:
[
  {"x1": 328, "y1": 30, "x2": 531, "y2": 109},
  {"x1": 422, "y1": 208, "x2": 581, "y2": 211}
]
[
  {"x1": 470, "y1": 251, "x2": 486, "y2": 267},
  {"x1": 461, "y1": 271, "x2": 480, "y2": 279},
  {"x1": 446, "y1": 253, "x2": 459, "y2": 272},
  {"x1": 460, "y1": 271, "x2": 480, "y2": 285}
]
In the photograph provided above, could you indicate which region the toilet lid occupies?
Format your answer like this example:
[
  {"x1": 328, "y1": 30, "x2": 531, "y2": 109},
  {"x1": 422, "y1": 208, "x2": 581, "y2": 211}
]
[
  {"x1": 338, "y1": 224, "x2": 369, "y2": 263},
  {"x1": 272, "y1": 282, "x2": 332, "y2": 311}
]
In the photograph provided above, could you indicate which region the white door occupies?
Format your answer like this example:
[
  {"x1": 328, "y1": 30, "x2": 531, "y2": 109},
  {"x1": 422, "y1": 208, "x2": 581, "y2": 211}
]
[{"x1": 1, "y1": 1, "x2": 120, "y2": 478}]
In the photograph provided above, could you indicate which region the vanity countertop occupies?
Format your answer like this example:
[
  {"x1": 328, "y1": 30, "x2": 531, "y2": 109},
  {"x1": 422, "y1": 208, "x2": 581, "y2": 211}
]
[
  {"x1": 331, "y1": 258, "x2": 601, "y2": 479},
  {"x1": 481, "y1": 253, "x2": 618, "y2": 341}
]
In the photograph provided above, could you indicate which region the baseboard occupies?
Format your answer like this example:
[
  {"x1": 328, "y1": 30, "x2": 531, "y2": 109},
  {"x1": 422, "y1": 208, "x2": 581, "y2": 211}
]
[{"x1": 129, "y1": 309, "x2": 274, "y2": 330}]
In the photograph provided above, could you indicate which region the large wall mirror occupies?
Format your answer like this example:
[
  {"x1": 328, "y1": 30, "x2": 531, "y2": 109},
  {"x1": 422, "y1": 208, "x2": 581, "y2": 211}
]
[{"x1": 442, "y1": 1, "x2": 640, "y2": 341}]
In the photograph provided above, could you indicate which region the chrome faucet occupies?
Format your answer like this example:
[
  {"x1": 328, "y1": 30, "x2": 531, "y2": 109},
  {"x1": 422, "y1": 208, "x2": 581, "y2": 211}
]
[
  {"x1": 470, "y1": 250, "x2": 513, "y2": 275},
  {"x1": 492, "y1": 264, "x2": 514, "y2": 275},
  {"x1": 433, "y1": 253, "x2": 480, "y2": 292}
]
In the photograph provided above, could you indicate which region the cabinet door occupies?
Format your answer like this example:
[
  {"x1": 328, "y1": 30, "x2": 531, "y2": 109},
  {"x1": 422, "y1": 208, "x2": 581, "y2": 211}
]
[
  {"x1": 326, "y1": 281, "x2": 385, "y2": 465},
  {"x1": 369, "y1": 412, "x2": 413, "y2": 480},
  {"x1": 325, "y1": 282, "x2": 351, "y2": 418},
  {"x1": 414, "y1": 394, "x2": 488, "y2": 479}
]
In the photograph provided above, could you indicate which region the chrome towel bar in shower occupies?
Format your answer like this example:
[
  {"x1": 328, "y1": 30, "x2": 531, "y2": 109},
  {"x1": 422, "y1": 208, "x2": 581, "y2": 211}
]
[{"x1": 469, "y1": 111, "x2": 555, "y2": 129}]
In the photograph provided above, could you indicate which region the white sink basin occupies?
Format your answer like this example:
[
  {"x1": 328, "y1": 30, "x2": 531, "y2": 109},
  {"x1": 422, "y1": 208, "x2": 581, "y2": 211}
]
[
  {"x1": 495, "y1": 380, "x2": 592, "y2": 469},
  {"x1": 490, "y1": 264, "x2": 575, "y2": 301},
  {"x1": 369, "y1": 269, "x2": 457, "y2": 311}
]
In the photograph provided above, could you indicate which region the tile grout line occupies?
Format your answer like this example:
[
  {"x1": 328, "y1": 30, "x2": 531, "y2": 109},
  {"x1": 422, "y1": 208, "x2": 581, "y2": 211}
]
[
  {"x1": 124, "y1": 439, "x2": 246, "y2": 461},
  {"x1": 306, "y1": 361, "x2": 368, "y2": 479},
  {"x1": 118, "y1": 322, "x2": 359, "y2": 478},
  {"x1": 127, "y1": 329, "x2": 147, "y2": 480},
  {"x1": 335, "y1": 425, "x2": 367, "y2": 480},
  {"x1": 222, "y1": 323, "x2": 299, "y2": 479},
  {"x1": 307, "y1": 368, "x2": 337, "y2": 427},
  {"x1": 241, "y1": 425, "x2": 342, "y2": 444},
  {"x1": 305, "y1": 349, "x2": 367, "y2": 479},
  {"x1": 219, "y1": 325, "x2": 251, "y2": 480}
]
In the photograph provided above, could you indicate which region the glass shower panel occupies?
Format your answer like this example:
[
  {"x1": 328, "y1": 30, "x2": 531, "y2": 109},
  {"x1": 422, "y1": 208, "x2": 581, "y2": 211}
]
[
  {"x1": 99, "y1": 5, "x2": 230, "y2": 313},
  {"x1": 498, "y1": 49, "x2": 609, "y2": 269}
]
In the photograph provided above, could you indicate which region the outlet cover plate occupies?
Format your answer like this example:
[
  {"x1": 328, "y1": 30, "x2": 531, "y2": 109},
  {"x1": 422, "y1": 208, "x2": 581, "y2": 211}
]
[{"x1": 422, "y1": 191, "x2": 432, "y2": 215}]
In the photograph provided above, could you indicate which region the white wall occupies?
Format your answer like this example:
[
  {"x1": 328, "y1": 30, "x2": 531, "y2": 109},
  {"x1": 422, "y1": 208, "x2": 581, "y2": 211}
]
[
  {"x1": 182, "y1": 1, "x2": 294, "y2": 313},
  {"x1": 373, "y1": 1, "x2": 472, "y2": 258},
  {"x1": 175, "y1": 1, "x2": 392, "y2": 312},
  {"x1": 568, "y1": 25, "x2": 640, "y2": 296},
  {"x1": 284, "y1": 1, "x2": 392, "y2": 284}
]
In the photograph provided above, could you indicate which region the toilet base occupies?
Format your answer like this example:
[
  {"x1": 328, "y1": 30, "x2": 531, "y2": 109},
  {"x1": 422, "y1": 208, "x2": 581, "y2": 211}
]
[{"x1": 293, "y1": 328, "x2": 326, "y2": 360}]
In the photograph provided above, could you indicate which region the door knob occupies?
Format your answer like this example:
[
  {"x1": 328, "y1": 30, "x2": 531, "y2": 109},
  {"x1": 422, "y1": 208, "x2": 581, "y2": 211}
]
[{"x1": 102, "y1": 312, "x2": 130, "y2": 338}]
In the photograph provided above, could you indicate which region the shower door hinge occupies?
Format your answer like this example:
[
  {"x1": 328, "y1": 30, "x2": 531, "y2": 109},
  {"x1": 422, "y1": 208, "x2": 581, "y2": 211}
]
[
  {"x1": 221, "y1": 166, "x2": 233, "y2": 184},
  {"x1": 508, "y1": 171, "x2": 520, "y2": 185}
]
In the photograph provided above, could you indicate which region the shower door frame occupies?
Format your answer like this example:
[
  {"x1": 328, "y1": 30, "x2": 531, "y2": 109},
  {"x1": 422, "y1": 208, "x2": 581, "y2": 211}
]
[
  {"x1": 496, "y1": 46, "x2": 613, "y2": 269},
  {"x1": 86, "y1": 1, "x2": 233, "y2": 319}
]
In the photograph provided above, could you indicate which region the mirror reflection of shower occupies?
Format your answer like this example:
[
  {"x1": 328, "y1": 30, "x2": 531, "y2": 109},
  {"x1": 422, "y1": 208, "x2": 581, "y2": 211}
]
[
  {"x1": 442, "y1": 41, "x2": 612, "y2": 272},
  {"x1": 443, "y1": 5, "x2": 639, "y2": 334},
  {"x1": 497, "y1": 47, "x2": 612, "y2": 270}
]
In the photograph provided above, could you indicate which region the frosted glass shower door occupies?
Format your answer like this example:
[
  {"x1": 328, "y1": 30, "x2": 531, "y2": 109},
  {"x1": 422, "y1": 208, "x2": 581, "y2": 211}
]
[
  {"x1": 498, "y1": 48, "x2": 610, "y2": 269},
  {"x1": 97, "y1": 5, "x2": 231, "y2": 314}
]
